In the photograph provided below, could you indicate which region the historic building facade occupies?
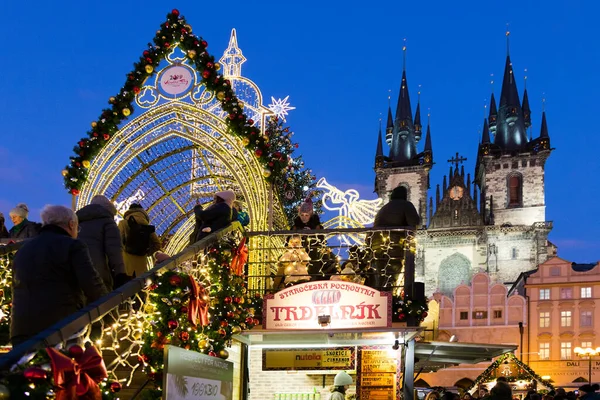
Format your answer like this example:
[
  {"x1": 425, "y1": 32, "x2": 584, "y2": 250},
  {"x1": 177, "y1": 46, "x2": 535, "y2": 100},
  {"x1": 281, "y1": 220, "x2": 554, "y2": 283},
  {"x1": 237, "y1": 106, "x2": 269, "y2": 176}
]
[
  {"x1": 510, "y1": 257, "x2": 600, "y2": 388},
  {"x1": 374, "y1": 49, "x2": 553, "y2": 296}
]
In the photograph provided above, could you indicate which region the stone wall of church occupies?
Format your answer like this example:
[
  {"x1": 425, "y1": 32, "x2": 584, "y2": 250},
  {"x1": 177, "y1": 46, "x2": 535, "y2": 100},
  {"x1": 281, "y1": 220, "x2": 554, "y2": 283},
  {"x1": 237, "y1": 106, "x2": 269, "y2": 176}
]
[
  {"x1": 482, "y1": 156, "x2": 547, "y2": 226},
  {"x1": 377, "y1": 166, "x2": 430, "y2": 225}
]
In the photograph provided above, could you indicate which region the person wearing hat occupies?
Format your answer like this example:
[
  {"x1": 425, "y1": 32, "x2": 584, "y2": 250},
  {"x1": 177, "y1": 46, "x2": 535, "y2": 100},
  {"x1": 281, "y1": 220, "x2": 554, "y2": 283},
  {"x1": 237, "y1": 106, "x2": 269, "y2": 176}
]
[
  {"x1": 330, "y1": 371, "x2": 353, "y2": 400},
  {"x1": 190, "y1": 190, "x2": 238, "y2": 244},
  {"x1": 9, "y1": 203, "x2": 41, "y2": 240},
  {"x1": 579, "y1": 384, "x2": 600, "y2": 400},
  {"x1": 0, "y1": 212, "x2": 9, "y2": 239},
  {"x1": 76, "y1": 195, "x2": 129, "y2": 290}
]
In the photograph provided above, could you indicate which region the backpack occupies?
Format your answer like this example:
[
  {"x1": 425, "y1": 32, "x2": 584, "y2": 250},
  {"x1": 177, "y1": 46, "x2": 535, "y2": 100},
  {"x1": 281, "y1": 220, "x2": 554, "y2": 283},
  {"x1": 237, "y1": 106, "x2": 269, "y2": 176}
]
[{"x1": 124, "y1": 216, "x2": 155, "y2": 256}]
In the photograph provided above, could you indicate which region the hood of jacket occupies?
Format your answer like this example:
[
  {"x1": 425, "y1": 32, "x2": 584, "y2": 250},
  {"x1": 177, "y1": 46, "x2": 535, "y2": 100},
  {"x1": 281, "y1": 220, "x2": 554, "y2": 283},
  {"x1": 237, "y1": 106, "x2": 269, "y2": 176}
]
[
  {"x1": 76, "y1": 204, "x2": 115, "y2": 223},
  {"x1": 123, "y1": 208, "x2": 150, "y2": 224}
]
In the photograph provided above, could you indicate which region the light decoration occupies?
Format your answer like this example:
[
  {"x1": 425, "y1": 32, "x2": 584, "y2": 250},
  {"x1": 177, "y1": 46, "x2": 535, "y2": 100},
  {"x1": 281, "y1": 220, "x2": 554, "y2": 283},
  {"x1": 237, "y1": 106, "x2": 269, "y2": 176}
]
[
  {"x1": 0, "y1": 249, "x2": 14, "y2": 347},
  {"x1": 317, "y1": 177, "x2": 383, "y2": 246},
  {"x1": 574, "y1": 346, "x2": 600, "y2": 384},
  {"x1": 267, "y1": 96, "x2": 296, "y2": 122}
]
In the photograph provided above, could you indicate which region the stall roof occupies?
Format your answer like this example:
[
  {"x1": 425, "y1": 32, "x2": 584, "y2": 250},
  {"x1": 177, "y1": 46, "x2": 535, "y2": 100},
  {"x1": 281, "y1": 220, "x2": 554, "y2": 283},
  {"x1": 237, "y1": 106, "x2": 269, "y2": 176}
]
[{"x1": 414, "y1": 341, "x2": 518, "y2": 372}]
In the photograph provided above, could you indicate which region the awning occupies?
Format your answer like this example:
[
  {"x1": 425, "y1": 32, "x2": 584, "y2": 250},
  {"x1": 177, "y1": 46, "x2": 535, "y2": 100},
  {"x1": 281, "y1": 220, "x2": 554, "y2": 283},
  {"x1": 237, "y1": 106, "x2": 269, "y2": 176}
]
[{"x1": 414, "y1": 341, "x2": 518, "y2": 372}]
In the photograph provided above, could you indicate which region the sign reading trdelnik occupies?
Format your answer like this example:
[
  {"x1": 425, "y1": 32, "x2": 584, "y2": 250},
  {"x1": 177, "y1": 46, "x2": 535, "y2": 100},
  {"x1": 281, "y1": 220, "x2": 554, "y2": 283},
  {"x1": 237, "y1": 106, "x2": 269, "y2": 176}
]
[{"x1": 263, "y1": 281, "x2": 392, "y2": 330}]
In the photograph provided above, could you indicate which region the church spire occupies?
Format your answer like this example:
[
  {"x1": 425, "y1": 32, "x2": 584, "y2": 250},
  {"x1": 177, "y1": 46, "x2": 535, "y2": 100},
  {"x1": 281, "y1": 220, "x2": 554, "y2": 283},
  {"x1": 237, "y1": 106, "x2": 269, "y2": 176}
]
[
  {"x1": 481, "y1": 117, "x2": 491, "y2": 144},
  {"x1": 375, "y1": 120, "x2": 384, "y2": 167},
  {"x1": 219, "y1": 28, "x2": 247, "y2": 78},
  {"x1": 539, "y1": 110, "x2": 549, "y2": 139},
  {"x1": 386, "y1": 104, "x2": 394, "y2": 145},
  {"x1": 414, "y1": 87, "x2": 422, "y2": 142},
  {"x1": 488, "y1": 92, "x2": 498, "y2": 134},
  {"x1": 522, "y1": 71, "x2": 531, "y2": 129},
  {"x1": 494, "y1": 54, "x2": 528, "y2": 150}
]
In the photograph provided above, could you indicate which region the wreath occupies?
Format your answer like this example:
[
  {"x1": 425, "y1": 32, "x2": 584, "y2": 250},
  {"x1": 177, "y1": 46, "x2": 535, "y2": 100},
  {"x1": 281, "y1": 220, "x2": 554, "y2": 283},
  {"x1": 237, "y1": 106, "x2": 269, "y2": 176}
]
[
  {"x1": 392, "y1": 293, "x2": 428, "y2": 324},
  {"x1": 63, "y1": 9, "x2": 289, "y2": 195}
]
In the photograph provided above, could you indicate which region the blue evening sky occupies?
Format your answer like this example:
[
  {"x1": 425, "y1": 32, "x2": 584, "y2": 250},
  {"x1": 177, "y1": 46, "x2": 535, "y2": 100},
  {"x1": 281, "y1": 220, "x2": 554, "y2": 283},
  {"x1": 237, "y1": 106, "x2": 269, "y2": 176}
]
[{"x1": 0, "y1": 1, "x2": 598, "y2": 262}]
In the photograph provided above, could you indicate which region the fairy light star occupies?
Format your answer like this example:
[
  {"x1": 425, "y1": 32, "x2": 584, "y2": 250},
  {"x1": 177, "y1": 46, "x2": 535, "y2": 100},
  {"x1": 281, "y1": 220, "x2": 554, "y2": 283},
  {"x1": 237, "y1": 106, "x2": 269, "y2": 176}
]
[{"x1": 268, "y1": 96, "x2": 296, "y2": 121}]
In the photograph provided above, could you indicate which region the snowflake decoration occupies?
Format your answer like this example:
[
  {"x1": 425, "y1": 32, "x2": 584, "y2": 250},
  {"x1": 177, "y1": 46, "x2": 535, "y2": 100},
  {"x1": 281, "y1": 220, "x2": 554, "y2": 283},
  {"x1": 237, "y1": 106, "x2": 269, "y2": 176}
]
[{"x1": 268, "y1": 96, "x2": 296, "y2": 121}]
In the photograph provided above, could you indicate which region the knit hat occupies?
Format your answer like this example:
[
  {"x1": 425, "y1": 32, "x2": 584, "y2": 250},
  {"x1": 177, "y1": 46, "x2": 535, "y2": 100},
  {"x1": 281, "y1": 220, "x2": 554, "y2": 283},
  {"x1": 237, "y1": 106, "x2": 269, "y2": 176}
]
[
  {"x1": 9, "y1": 203, "x2": 29, "y2": 219},
  {"x1": 215, "y1": 190, "x2": 236, "y2": 207},
  {"x1": 333, "y1": 371, "x2": 353, "y2": 386},
  {"x1": 298, "y1": 196, "x2": 314, "y2": 215},
  {"x1": 90, "y1": 194, "x2": 117, "y2": 216},
  {"x1": 390, "y1": 186, "x2": 408, "y2": 201}
]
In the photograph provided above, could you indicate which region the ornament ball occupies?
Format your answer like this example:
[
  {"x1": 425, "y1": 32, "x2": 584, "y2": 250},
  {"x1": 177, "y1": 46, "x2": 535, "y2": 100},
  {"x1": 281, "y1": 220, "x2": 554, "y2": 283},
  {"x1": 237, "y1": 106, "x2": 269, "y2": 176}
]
[
  {"x1": 23, "y1": 366, "x2": 47, "y2": 381},
  {"x1": 169, "y1": 275, "x2": 183, "y2": 286},
  {"x1": 110, "y1": 382, "x2": 122, "y2": 393},
  {"x1": 145, "y1": 65, "x2": 154, "y2": 74},
  {"x1": 242, "y1": 138, "x2": 250, "y2": 146},
  {"x1": 224, "y1": 296, "x2": 232, "y2": 304},
  {"x1": 188, "y1": 49, "x2": 197, "y2": 59},
  {"x1": 219, "y1": 349, "x2": 229, "y2": 359},
  {"x1": 68, "y1": 344, "x2": 84, "y2": 358},
  {"x1": 216, "y1": 91, "x2": 225, "y2": 101},
  {"x1": 263, "y1": 169, "x2": 271, "y2": 178},
  {"x1": 168, "y1": 319, "x2": 179, "y2": 330},
  {"x1": 208, "y1": 350, "x2": 217, "y2": 357},
  {"x1": 122, "y1": 108, "x2": 131, "y2": 117}
]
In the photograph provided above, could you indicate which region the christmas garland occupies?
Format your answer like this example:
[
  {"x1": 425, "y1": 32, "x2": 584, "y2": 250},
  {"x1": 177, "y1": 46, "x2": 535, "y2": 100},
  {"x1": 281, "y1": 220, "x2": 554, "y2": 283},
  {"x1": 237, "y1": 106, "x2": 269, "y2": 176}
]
[
  {"x1": 0, "y1": 344, "x2": 120, "y2": 400},
  {"x1": 392, "y1": 293, "x2": 428, "y2": 324},
  {"x1": 63, "y1": 9, "x2": 289, "y2": 194},
  {"x1": 0, "y1": 251, "x2": 14, "y2": 346},
  {"x1": 138, "y1": 238, "x2": 261, "y2": 399}
]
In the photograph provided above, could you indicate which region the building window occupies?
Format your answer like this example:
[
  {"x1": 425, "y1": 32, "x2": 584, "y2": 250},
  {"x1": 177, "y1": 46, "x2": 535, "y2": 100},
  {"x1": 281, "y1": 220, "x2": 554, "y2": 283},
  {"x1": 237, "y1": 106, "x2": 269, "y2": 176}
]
[
  {"x1": 508, "y1": 174, "x2": 522, "y2": 207},
  {"x1": 511, "y1": 248, "x2": 518, "y2": 259},
  {"x1": 539, "y1": 343, "x2": 550, "y2": 360},
  {"x1": 581, "y1": 311, "x2": 593, "y2": 327},
  {"x1": 561, "y1": 311, "x2": 572, "y2": 327},
  {"x1": 561, "y1": 342, "x2": 572, "y2": 360},
  {"x1": 460, "y1": 312, "x2": 468, "y2": 320},
  {"x1": 581, "y1": 287, "x2": 592, "y2": 299},
  {"x1": 473, "y1": 311, "x2": 487, "y2": 319},
  {"x1": 560, "y1": 288, "x2": 573, "y2": 299},
  {"x1": 493, "y1": 310, "x2": 502, "y2": 319},
  {"x1": 550, "y1": 267, "x2": 561, "y2": 276},
  {"x1": 539, "y1": 289, "x2": 550, "y2": 300},
  {"x1": 539, "y1": 312, "x2": 550, "y2": 328},
  {"x1": 581, "y1": 341, "x2": 593, "y2": 349}
]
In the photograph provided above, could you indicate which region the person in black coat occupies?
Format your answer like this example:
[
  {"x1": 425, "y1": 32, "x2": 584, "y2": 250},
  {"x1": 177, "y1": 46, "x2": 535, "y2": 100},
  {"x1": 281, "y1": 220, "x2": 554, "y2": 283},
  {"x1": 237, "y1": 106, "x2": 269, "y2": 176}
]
[
  {"x1": 0, "y1": 212, "x2": 9, "y2": 239},
  {"x1": 11, "y1": 205, "x2": 108, "y2": 346},
  {"x1": 367, "y1": 186, "x2": 420, "y2": 290},
  {"x1": 76, "y1": 195, "x2": 128, "y2": 290},
  {"x1": 191, "y1": 190, "x2": 237, "y2": 244},
  {"x1": 8, "y1": 203, "x2": 40, "y2": 240}
]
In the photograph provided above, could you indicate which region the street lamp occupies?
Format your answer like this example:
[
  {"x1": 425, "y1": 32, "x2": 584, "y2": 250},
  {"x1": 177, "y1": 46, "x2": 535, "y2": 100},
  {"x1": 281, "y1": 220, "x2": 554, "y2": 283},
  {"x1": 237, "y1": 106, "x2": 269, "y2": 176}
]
[{"x1": 574, "y1": 347, "x2": 600, "y2": 383}]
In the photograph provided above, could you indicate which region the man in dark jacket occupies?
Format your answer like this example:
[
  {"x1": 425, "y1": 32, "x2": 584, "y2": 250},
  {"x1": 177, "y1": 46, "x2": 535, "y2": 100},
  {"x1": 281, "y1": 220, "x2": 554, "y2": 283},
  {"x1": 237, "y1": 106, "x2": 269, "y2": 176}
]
[
  {"x1": 368, "y1": 186, "x2": 420, "y2": 290},
  {"x1": 76, "y1": 195, "x2": 127, "y2": 290},
  {"x1": 11, "y1": 205, "x2": 108, "y2": 346},
  {"x1": 191, "y1": 190, "x2": 237, "y2": 244}
]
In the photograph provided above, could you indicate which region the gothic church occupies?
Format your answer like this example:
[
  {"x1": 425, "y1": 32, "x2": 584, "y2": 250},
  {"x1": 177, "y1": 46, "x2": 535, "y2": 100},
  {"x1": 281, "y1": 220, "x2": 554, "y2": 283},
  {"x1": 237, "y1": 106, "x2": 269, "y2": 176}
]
[{"x1": 374, "y1": 47, "x2": 553, "y2": 296}]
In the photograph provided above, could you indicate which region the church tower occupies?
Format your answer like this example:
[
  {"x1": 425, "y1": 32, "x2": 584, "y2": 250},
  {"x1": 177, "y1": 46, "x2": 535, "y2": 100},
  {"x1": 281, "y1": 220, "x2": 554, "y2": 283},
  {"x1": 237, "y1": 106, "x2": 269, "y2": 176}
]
[{"x1": 374, "y1": 48, "x2": 433, "y2": 226}]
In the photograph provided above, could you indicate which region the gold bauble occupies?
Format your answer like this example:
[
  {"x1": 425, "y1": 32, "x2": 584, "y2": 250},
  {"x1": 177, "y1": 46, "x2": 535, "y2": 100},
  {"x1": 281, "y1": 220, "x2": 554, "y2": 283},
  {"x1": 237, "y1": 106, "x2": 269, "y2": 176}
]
[
  {"x1": 241, "y1": 137, "x2": 250, "y2": 146},
  {"x1": 216, "y1": 91, "x2": 225, "y2": 101},
  {"x1": 238, "y1": 101, "x2": 244, "y2": 109},
  {"x1": 0, "y1": 384, "x2": 10, "y2": 399},
  {"x1": 109, "y1": 96, "x2": 116, "y2": 103},
  {"x1": 185, "y1": 24, "x2": 192, "y2": 33},
  {"x1": 188, "y1": 49, "x2": 197, "y2": 59},
  {"x1": 219, "y1": 349, "x2": 229, "y2": 359},
  {"x1": 262, "y1": 135, "x2": 269, "y2": 142},
  {"x1": 215, "y1": 62, "x2": 221, "y2": 71},
  {"x1": 263, "y1": 169, "x2": 272, "y2": 178},
  {"x1": 61, "y1": 169, "x2": 68, "y2": 177},
  {"x1": 145, "y1": 65, "x2": 154, "y2": 74},
  {"x1": 91, "y1": 121, "x2": 97, "y2": 128},
  {"x1": 122, "y1": 108, "x2": 131, "y2": 117},
  {"x1": 82, "y1": 160, "x2": 91, "y2": 168},
  {"x1": 231, "y1": 326, "x2": 242, "y2": 335},
  {"x1": 199, "y1": 339, "x2": 209, "y2": 349}
]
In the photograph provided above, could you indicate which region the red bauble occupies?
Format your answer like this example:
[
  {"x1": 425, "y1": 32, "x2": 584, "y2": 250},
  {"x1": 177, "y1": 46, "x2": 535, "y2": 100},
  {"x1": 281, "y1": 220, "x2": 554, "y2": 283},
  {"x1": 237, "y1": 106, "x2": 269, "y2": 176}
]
[
  {"x1": 143, "y1": 50, "x2": 150, "y2": 57},
  {"x1": 224, "y1": 296, "x2": 232, "y2": 304},
  {"x1": 171, "y1": 9, "x2": 180, "y2": 16},
  {"x1": 220, "y1": 320, "x2": 229, "y2": 328},
  {"x1": 254, "y1": 292, "x2": 261, "y2": 298},
  {"x1": 145, "y1": 57, "x2": 152, "y2": 63},
  {"x1": 149, "y1": 283, "x2": 158, "y2": 291},
  {"x1": 201, "y1": 40, "x2": 208, "y2": 48},
  {"x1": 268, "y1": 162, "x2": 274, "y2": 167},
  {"x1": 180, "y1": 306, "x2": 188, "y2": 314},
  {"x1": 218, "y1": 328, "x2": 227, "y2": 336},
  {"x1": 179, "y1": 331, "x2": 190, "y2": 341},
  {"x1": 168, "y1": 319, "x2": 179, "y2": 330},
  {"x1": 422, "y1": 312, "x2": 428, "y2": 318},
  {"x1": 103, "y1": 134, "x2": 110, "y2": 140},
  {"x1": 164, "y1": 42, "x2": 170, "y2": 48},
  {"x1": 208, "y1": 350, "x2": 217, "y2": 357},
  {"x1": 226, "y1": 311, "x2": 234, "y2": 319},
  {"x1": 75, "y1": 162, "x2": 81, "y2": 167},
  {"x1": 228, "y1": 114, "x2": 236, "y2": 120},
  {"x1": 169, "y1": 275, "x2": 182, "y2": 286},
  {"x1": 79, "y1": 140, "x2": 85, "y2": 147},
  {"x1": 253, "y1": 318, "x2": 260, "y2": 326},
  {"x1": 92, "y1": 132, "x2": 99, "y2": 137},
  {"x1": 23, "y1": 367, "x2": 47, "y2": 381},
  {"x1": 245, "y1": 317, "x2": 254, "y2": 324},
  {"x1": 68, "y1": 345, "x2": 84, "y2": 358},
  {"x1": 133, "y1": 86, "x2": 140, "y2": 94},
  {"x1": 202, "y1": 70, "x2": 211, "y2": 79},
  {"x1": 248, "y1": 119, "x2": 254, "y2": 125},
  {"x1": 233, "y1": 297, "x2": 241, "y2": 304},
  {"x1": 128, "y1": 74, "x2": 134, "y2": 81},
  {"x1": 399, "y1": 313, "x2": 406, "y2": 321},
  {"x1": 110, "y1": 381, "x2": 122, "y2": 393},
  {"x1": 156, "y1": 331, "x2": 163, "y2": 338},
  {"x1": 71, "y1": 188, "x2": 80, "y2": 196},
  {"x1": 255, "y1": 149, "x2": 262, "y2": 157},
  {"x1": 206, "y1": 62, "x2": 213, "y2": 69}
]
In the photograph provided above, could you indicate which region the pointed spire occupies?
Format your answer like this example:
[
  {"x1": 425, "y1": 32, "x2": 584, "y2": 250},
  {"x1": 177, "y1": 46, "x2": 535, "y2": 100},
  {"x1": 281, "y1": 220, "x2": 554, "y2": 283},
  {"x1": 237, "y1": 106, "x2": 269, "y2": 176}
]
[
  {"x1": 414, "y1": 86, "x2": 422, "y2": 142},
  {"x1": 489, "y1": 92, "x2": 498, "y2": 133},
  {"x1": 219, "y1": 28, "x2": 247, "y2": 78},
  {"x1": 461, "y1": 165, "x2": 465, "y2": 178},
  {"x1": 386, "y1": 105, "x2": 394, "y2": 145},
  {"x1": 494, "y1": 55, "x2": 528, "y2": 150},
  {"x1": 443, "y1": 175, "x2": 447, "y2": 194},
  {"x1": 522, "y1": 70, "x2": 531, "y2": 129},
  {"x1": 424, "y1": 119, "x2": 432, "y2": 152},
  {"x1": 376, "y1": 120, "x2": 384, "y2": 159},
  {"x1": 481, "y1": 117, "x2": 491, "y2": 144},
  {"x1": 539, "y1": 110, "x2": 549, "y2": 138},
  {"x1": 467, "y1": 173, "x2": 471, "y2": 193},
  {"x1": 436, "y1": 184, "x2": 440, "y2": 207},
  {"x1": 429, "y1": 197, "x2": 434, "y2": 224}
]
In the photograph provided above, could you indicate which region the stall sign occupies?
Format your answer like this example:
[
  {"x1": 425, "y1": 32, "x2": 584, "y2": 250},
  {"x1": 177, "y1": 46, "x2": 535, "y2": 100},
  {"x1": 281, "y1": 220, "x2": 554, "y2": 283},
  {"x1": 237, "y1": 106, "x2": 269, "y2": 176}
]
[
  {"x1": 164, "y1": 345, "x2": 234, "y2": 400},
  {"x1": 263, "y1": 281, "x2": 391, "y2": 330},
  {"x1": 263, "y1": 347, "x2": 356, "y2": 371}
]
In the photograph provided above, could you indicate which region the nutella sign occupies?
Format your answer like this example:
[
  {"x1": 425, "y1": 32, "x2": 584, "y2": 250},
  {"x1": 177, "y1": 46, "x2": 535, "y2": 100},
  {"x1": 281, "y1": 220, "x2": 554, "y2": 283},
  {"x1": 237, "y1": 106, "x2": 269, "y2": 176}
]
[{"x1": 263, "y1": 281, "x2": 392, "y2": 330}]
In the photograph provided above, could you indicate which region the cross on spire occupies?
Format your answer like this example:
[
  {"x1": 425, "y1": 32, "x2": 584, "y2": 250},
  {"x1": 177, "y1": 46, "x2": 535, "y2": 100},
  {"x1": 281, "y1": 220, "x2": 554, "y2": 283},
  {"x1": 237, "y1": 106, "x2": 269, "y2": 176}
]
[{"x1": 447, "y1": 152, "x2": 467, "y2": 169}]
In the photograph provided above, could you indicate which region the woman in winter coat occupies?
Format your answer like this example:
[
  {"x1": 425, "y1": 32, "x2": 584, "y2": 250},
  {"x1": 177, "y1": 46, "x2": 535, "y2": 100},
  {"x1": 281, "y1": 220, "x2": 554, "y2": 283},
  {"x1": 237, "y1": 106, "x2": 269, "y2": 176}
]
[
  {"x1": 0, "y1": 213, "x2": 9, "y2": 239},
  {"x1": 330, "y1": 371, "x2": 353, "y2": 400},
  {"x1": 8, "y1": 203, "x2": 40, "y2": 239},
  {"x1": 76, "y1": 195, "x2": 128, "y2": 291},
  {"x1": 118, "y1": 204, "x2": 164, "y2": 277},
  {"x1": 191, "y1": 190, "x2": 237, "y2": 244}
]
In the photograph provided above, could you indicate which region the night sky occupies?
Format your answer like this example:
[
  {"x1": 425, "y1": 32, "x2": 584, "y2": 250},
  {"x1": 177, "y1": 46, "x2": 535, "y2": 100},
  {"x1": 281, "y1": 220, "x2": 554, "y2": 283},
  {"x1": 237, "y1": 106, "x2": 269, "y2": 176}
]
[{"x1": 0, "y1": 1, "x2": 598, "y2": 262}]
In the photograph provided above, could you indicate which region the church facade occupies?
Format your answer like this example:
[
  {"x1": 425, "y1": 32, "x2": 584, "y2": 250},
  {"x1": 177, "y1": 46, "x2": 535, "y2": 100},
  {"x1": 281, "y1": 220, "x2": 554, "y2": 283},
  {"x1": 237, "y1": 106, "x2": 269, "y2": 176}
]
[{"x1": 374, "y1": 49, "x2": 553, "y2": 296}]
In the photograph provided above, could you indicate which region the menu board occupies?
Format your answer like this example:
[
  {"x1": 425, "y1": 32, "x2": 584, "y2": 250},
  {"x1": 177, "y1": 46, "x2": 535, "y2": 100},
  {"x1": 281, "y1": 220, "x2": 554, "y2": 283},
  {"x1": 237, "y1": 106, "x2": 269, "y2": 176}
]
[
  {"x1": 358, "y1": 348, "x2": 398, "y2": 400},
  {"x1": 263, "y1": 347, "x2": 356, "y2": 371}
]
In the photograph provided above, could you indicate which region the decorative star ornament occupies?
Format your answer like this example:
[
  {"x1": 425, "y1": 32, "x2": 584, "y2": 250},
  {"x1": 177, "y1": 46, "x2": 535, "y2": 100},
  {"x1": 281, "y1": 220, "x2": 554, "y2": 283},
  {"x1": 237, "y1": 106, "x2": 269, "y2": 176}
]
[{"x1": 268, "y1": 96, "x2": 296, "y2": 121}]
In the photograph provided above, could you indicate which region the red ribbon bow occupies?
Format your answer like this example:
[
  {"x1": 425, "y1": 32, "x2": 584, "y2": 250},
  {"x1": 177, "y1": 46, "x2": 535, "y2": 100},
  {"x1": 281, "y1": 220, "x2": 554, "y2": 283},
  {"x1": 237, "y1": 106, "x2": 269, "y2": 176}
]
[
  {"x1": 188, "y1": 276, "x2": 209, "y2": 327},
  {"x1": 231, "y1": 237, "x2": 248, "y2": 276},
  {"x1": 46, "y1": 346, "x2": 108, "y2": 400}
]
